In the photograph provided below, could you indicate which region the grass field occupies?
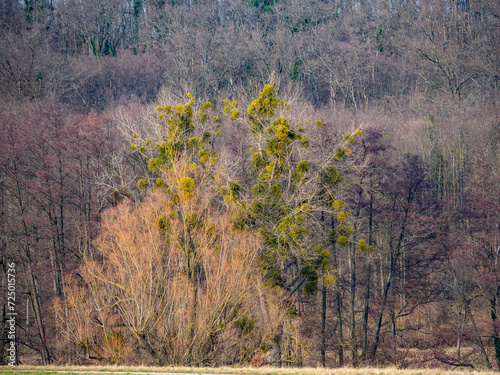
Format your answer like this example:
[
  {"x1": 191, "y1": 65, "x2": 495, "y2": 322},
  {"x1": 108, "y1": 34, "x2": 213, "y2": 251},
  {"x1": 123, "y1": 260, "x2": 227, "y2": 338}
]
[{"x1": 0, "y1": 365, "x2": 498, "y2": 375}]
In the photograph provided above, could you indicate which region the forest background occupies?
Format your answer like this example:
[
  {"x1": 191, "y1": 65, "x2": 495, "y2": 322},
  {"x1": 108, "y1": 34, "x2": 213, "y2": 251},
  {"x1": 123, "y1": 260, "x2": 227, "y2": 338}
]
[{"x1": 0, "y1": 0, "x2": 499, "y2": 370}]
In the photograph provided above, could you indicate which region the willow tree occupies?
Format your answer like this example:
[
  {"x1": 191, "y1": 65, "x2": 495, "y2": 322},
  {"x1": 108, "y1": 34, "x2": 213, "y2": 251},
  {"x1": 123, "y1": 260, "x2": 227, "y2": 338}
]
[{"x1": 57, "y1": 94, "x2": 282, "y2": 365}]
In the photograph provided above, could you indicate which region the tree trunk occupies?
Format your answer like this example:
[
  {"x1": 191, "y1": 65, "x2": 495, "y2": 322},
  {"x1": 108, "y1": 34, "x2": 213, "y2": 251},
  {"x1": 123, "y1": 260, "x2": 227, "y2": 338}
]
[
  {"x1": 27, "y1": 272, "x2": 50, "y2": 364},
  {"x1": 320, "y1": 210, "x2": 327, "y2": 367},
  {"x1": 362, "y1": 191, "x2": 374, "y2": 362},
  {"x1": 465, "y1": 300, "x2": 492, "y2": 369},
  {"x1": 332, "y1": 217, "x2": 343, "y2": 366},
  {"x1": 362, "y1": 261, "x2": 371, "y2": 361},
  {"x1": 336, "y1": 287, "x2": 344, "y2": 366},
  {"x1": 14, "y1": 168, "x2": 50, "y2": 364},
  {"x1": 271, "y1": 324, "x2": 283, "y2": 367},
  {"x1": 490, "y1": 294, "x2": 500, "y2": 370},
  {"x1": 321, "y1": 283, "x2": 327, "y2": 367},
  {"x1": 456, "y1": 308, "x2": 462, "y2": 361},
  {"x1": 369, "y1": 250, "x2": 397, "y2": 363},
  {"x1": 349, "y1": 241, "x2": 357, "y2": 366}
]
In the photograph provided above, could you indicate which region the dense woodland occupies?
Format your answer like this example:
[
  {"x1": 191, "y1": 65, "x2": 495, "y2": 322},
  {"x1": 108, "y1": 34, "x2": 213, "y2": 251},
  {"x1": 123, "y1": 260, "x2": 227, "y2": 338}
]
[{"x1": 0, "y1": 0, "x2": 499, "y2": 369}]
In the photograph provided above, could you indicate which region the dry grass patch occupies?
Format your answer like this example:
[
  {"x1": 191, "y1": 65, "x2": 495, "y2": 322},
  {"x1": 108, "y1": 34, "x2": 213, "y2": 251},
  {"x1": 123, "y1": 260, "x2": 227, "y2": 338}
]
[{"x1": 0, "y1": 366, "x2": 498, "y2": 375}]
